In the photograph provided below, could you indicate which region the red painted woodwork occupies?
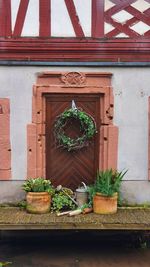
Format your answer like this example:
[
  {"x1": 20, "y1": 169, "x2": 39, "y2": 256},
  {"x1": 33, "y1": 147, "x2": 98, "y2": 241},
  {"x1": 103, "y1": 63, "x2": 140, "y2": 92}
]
[
  {"x1": 0, "y1": 0, "x2": 11, "y2": 36},
  {"x1": 1, "y1": 37, "x2": 150, "y2": 62},
  {"x1": 105, "y1": 15, "x2": 140, "y2": 38},
  {"x1": 64, "y1": 0, "x2": 85, "y2": 37},
  {"x1": 46, "y1": 95, "x2": 99, "y2": 189},
  {"x1": 105, "y1": 0, "x2": 150, "y2": 38},
  {"x1": 39, "y1": 0, "x2": 51, "y2": 37},
  {"x1": 0, "y1": 0, "x2": 150, "y2": 61},
  {"x1": 2, "y1": 0, "x2": 148, "y2": 39},
  {"x1": 13, "y1": 0, "x2": 29, "y2": 36},
  {"x1": 92, "y1": 0, "x2": 104, "y2": 38}
]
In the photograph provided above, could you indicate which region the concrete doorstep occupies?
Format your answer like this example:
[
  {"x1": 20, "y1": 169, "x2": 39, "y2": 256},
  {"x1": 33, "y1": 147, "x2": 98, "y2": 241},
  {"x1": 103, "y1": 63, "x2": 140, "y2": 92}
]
[{"x1": 0, "y1": 207, "x2": 150, "y2": 230}]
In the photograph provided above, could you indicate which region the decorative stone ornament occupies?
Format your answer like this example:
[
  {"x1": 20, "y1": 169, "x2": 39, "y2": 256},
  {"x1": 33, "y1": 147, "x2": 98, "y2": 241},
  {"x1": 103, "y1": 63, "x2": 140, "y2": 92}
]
[
  {"x1": 54, "y1": 107, "x2": 97, "y2": 152},
  {"x1": 61, "y1": 72, "x2": 86, "y2": 86}
]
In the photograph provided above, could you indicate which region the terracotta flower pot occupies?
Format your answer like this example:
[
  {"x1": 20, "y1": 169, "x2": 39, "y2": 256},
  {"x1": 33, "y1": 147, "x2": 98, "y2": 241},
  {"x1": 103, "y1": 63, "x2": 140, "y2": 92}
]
[
  {"x1": 93, "y1": 192, "x2": 118, "y2": 214},
  {"x1": 26, "y1": 192, "x2": 51, "y2": 214}
]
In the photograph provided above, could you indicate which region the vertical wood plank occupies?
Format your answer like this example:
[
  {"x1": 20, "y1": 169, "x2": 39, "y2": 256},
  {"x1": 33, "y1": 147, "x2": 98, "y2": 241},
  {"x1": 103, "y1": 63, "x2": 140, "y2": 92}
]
[
  {"x1": 39, "y1": 0, "x2": 51, "y2": 37},
  {"x1": 0, "y1": 0, "x2": 11, "y2": 36},
  {"x1": 92, "y1": 0, "x2": 104, "y2": 38}
]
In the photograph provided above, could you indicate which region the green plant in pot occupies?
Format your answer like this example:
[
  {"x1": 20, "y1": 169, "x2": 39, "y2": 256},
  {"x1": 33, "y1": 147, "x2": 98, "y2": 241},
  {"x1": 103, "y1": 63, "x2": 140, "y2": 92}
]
[
  {"x1": 88, "y1": 169, "x2": 127, "y2": 214},
  {"x1": 22, "y1": 177, "x2": 55, "y2": 214}
]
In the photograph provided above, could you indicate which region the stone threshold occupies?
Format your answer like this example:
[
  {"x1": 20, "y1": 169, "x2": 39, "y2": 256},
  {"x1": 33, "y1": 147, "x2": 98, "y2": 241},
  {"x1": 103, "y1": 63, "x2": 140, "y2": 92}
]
[{"x1": 0, "y1": 207, "x2": 150, "y2": 230}]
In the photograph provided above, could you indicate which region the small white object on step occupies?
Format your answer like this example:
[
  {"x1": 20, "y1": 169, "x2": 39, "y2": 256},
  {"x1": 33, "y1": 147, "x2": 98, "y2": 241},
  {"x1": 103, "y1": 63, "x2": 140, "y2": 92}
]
[{"x1": 68, "y1": 209, "x2": 82, "y2": 216}]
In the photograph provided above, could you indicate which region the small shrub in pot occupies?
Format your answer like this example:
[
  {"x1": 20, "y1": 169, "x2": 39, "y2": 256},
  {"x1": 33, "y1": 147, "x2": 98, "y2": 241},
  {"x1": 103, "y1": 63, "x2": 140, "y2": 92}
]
[
  {"x1": 22, "y1": 177, "x2": 54, "y2": 214},
  {"x1": 88, "y1": 169, "x2": 127, "y2": 214}
]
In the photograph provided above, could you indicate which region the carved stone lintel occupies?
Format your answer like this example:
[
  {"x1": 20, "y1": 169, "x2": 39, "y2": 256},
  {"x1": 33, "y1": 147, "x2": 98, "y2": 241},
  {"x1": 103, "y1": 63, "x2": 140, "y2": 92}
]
[{"x1": 61, "y1": 72, "x2": 86, "y2": 86}]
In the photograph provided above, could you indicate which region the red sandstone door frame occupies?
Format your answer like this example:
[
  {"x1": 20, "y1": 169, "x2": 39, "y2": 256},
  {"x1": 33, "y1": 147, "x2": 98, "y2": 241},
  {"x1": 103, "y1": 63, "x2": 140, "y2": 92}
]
[{"x1": 27, "y1": 72, "x2": 118, "y2": 178}]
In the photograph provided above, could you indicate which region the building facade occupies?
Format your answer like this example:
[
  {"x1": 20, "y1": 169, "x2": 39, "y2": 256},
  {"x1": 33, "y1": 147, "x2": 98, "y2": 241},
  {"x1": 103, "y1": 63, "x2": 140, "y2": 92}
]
[{"x1": 0, "y1": 0, "x2": 150, "y2": 204}]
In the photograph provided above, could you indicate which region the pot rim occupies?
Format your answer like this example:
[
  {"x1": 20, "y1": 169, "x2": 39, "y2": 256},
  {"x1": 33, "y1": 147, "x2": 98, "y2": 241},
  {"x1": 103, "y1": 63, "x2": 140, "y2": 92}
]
[
  {"x1": 27, "y1": 191, "x2": 50, "y2": 195},
  {"x1": 95, "y1": 192, "x2": 118, "y2": 198}
]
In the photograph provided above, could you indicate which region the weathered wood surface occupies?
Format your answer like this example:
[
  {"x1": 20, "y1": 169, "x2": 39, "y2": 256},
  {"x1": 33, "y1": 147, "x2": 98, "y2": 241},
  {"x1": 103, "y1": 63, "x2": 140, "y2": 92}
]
[
  {"x1": 0, "y1": 207, "x2": 150, "y2": 230},
  {"x1": 46, "y1": 94, "x2": 99, "y2": 189}
]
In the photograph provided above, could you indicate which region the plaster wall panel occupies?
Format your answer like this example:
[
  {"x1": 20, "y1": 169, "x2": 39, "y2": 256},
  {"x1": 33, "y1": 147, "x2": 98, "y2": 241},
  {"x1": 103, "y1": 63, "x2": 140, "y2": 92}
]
[
  {"x1": 0, "y1": 181, "x2": 25, "y2": 203},
  {"x1": 11, "y1": 0, "x2": 20, "y2": 31},
  {"x1": 11, "y1": 0, "x2": 39, "y2": 36},
  {"x1": 121, "y1": 181, "x2": 150, "y2": 205},
  {"x1": 21, "y1": 0, "x2": 39, "y2": 36},
  {"x1": 51, "y1": 0, "x2": 75, "y2": 37},
  {"x1": 73, "y1": 0, "x2": 91, "y2": 36},
  {"x1": 112, "y1": 68, "x2": 149, "y2": 181},
  {"x1": 0, "y1": 68, "x2": 34, "y2": 180}
]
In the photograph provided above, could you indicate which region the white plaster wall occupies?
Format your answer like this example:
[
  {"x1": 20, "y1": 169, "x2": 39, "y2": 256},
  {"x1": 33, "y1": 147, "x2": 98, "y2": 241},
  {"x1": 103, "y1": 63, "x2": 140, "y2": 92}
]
[
  {"x1": 0, "y1": 67, "x2": 34, "y2": 181},
  {"x1": 0, "y1": 66, "x2": 149, "y2": 182},
  {"x1": 51, "y1": 0, "x2": 91, "y2": 37}
]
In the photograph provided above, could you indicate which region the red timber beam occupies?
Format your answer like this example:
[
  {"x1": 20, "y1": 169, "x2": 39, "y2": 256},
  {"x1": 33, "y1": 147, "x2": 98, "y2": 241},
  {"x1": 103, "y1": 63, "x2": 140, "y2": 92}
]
[
  {"x1": 0, "y1": 0, "x2": 11, "y2": 36},
  {"x1": 39, "y1": 0, "x2": 51, "y2": 37},
  {"x1": 92, "y1": 0, "x2": 104, "y2": 38},
  {"x1": 13, "y1": 0, "x2": 29, "y2": 36},
  {"x1": 1, "y1": 37, "x2": 150, "y2": 62},
  {"x1": 64, "y1": 0, "x2": 85, "y2": 37}
]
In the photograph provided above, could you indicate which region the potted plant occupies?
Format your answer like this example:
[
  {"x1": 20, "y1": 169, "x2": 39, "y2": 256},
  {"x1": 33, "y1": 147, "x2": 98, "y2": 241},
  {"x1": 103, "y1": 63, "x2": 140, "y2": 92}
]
[
  {"x1": 88, "y1": 169, "x2": 127, "y2": 214},
  {"x1": 22, "y1": 177, "x2": 54, "y2": 214}
]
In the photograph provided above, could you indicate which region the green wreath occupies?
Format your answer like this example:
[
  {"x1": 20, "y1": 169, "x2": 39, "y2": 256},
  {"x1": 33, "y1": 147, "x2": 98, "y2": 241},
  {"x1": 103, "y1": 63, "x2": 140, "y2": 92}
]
[{"x1": 54, "y1": 108, "x2": 97, "y2": 152}]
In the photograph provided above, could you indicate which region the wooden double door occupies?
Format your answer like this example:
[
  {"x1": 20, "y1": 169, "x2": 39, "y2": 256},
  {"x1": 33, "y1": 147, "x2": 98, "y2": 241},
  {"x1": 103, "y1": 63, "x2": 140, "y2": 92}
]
[{"x1": 46, "y1": 94, "x2": 100, "y2": 189}]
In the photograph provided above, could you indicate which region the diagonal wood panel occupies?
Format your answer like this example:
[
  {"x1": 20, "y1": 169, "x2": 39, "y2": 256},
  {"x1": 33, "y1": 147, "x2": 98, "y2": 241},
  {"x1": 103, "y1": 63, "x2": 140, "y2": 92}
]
[{"x1": 46, "y1": 94, "x2": 100, "y2": 190}]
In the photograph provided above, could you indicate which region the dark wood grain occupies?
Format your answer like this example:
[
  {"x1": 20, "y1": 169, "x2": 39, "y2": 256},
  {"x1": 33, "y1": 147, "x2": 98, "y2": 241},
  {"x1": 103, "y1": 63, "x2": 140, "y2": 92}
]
[{"x1": 46, "y1": 94, "x2": 100, "y2": 189}]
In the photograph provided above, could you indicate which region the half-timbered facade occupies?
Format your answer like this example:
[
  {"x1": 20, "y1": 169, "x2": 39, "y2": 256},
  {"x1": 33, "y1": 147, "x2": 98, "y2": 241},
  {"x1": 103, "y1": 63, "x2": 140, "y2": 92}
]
[{"x1": 0, "y1": 0, "x2": 150, "y2": 204}]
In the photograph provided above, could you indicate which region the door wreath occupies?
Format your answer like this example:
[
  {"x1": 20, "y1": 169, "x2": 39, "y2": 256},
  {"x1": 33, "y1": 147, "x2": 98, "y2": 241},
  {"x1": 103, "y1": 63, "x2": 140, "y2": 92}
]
[{"x1": 54, "y1": 107, "x2": 97, "y2": 151}]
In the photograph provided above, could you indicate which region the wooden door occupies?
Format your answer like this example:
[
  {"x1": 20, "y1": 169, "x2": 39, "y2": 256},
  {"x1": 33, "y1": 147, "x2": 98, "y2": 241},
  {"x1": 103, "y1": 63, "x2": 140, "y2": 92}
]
[{"x1": 46, "y1": 94, "x2": 100, "y2": 190}]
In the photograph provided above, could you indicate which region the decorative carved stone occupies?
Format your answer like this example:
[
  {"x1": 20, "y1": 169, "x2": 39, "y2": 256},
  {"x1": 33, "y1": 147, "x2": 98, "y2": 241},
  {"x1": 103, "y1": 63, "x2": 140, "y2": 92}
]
[
  {"x1": 106, "y1": 105, "x2": 114, "y2": 120},
  {"x1": 61, "y1": 72, "x2": 86, "y2": 86}
]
